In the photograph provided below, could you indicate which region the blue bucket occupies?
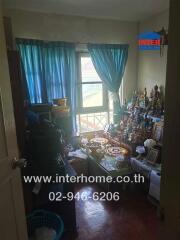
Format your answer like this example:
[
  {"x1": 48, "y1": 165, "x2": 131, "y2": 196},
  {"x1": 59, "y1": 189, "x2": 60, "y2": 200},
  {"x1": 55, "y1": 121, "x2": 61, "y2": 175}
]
[{"x1": 27, "y1": 210, "x2": 64, "y2": 240}]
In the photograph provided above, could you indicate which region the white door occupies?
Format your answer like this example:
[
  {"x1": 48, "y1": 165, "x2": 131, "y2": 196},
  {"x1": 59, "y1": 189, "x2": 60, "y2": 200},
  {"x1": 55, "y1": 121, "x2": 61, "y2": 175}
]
[{"x1": 0, "y1": 2, "x2": 28, "y2": 240}]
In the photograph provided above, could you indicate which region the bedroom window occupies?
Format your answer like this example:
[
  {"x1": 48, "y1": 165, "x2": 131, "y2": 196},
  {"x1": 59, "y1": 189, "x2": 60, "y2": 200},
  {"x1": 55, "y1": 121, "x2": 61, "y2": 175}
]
[
  {"x1": 76, "y1": 52, "x2": 124, "y2": 133},
  {"x1": 77, "y1": 53, "x2": 108, "y2": 112},
  {"x1": 77, "y1": 53, "x2": 109, "y2": 132}
]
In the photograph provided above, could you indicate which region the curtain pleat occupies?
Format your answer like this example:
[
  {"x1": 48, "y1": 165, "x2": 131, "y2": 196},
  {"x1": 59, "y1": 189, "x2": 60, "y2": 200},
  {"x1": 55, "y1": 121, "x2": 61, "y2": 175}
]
[
  {"x1": 87, "y1": 43, "x2": 129, "y2": 121},
  {"x1": 16, "y1": 38, "x2": 77, "y2": 133}
]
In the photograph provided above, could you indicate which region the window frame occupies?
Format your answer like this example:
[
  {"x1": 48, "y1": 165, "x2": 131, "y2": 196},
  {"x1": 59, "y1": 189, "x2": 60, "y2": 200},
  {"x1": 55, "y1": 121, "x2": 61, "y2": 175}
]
[{"x1": 77, "y1": 52, "x2": 108, "y2": 114}]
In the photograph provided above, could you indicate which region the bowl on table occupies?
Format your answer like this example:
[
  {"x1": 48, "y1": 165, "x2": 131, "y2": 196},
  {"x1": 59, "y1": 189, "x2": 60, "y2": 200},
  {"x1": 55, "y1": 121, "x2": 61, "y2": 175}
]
[
  {"x1": 90, "y1": 137, "x2": 108, "y2": 145},
  {"x1": 85, "y1": 142, "x2": 101, "y2": 153}
]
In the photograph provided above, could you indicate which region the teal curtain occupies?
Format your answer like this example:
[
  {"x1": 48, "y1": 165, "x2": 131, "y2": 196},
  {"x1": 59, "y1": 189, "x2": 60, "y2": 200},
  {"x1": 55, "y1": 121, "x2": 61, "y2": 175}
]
[
  {"x1": 16, "y1": 39, "x2": 45, "y2": 103},
  {"x1": 87, "y1": 43, "x2": 129, "y2": 121},
  {"x1": 16, "y1": 39, "x2": 77, "y2": 132}
]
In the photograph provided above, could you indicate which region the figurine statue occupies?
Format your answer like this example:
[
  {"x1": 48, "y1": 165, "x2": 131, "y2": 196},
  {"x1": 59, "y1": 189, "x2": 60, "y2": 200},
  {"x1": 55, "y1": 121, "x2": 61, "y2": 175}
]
[
  {"x1": 131, "y1": 90, "x2": 138, "y2": 108},
  {"x1": 144, "y1": 88, "x2": 147, "y2": 99},
  {"x1": 144, "y1": 88, "x2": 149, "y2": 108},
  {"x1": 148, "y1": 85, "x2": 161, "y2": 115},
  {"x1": 154, "y1": 85, "x2": 160, "y2": 99},
  {"x1": 154, "y1": 85, "x2": 161, "y2": 114}
]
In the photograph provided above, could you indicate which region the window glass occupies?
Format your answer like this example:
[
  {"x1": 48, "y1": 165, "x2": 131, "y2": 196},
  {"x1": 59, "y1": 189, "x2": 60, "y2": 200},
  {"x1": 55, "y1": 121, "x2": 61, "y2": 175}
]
[
  {"x1": 81, "y1": 57, "x2": 102, "y2": 83},
  {"x1": 82, "y1": 83, "x2": 103, "y2": 108}
]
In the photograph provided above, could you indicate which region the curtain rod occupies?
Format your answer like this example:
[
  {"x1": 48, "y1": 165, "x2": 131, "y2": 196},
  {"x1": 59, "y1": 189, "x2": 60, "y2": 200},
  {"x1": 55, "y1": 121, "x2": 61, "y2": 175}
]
[
  {"x1": 16, "y1": 38, "x2": 129, "y2": 45},
  {"x1": 75, "y1": 42, "x2": 127, "y2": 45},
  {"x1": 16, "y1": 38, "x2": 127, "y2": 46}
]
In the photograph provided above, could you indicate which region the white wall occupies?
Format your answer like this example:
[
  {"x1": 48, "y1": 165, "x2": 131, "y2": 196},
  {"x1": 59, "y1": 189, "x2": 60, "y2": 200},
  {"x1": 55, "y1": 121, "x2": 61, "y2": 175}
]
[
  {"x1": 138, "y1": 10, "x2": 169, "y2": 95},
  {"x1": 4, "y1": 8, "x2": 169, "y2": 101},
  {"x1": 3, "y1": 9, "x2": 138, "y2": 100}
]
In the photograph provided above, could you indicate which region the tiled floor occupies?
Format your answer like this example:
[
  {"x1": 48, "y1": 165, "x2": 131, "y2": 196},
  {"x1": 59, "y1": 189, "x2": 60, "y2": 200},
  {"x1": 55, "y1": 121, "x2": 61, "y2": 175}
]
[{"x1": 62, "y1": 184, "x2": 160, "y2": 240}]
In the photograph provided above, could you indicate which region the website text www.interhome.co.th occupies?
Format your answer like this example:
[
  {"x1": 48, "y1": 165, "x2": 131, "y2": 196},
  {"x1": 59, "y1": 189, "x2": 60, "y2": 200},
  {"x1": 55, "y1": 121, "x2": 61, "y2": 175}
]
[{"x1": 23, "y1": 173, "x2": 145, "y2": 184}]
